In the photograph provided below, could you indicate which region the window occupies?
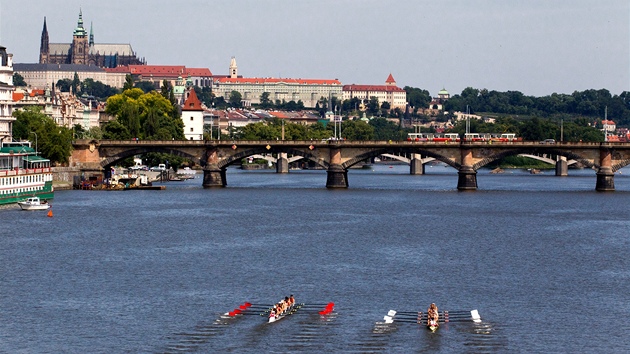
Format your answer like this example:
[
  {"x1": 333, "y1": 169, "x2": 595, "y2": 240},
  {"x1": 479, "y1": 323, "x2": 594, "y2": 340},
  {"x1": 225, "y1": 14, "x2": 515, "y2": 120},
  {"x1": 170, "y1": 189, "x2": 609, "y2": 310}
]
[
  {"x1": 190, "y1": 127, "x2": 194, "y2": 132},
  {"x1": 190, "y1": 117, "x2": 194, "y2": 121}
]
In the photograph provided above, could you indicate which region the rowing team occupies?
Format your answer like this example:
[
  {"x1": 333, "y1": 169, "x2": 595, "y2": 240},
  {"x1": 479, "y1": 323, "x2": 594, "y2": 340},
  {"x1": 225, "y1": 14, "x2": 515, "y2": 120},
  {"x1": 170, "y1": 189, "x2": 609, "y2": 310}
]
[
  {"x1": 427, "y1": 303, "x2": 439, "y2": 329},
  {"x1": 269, "y1": 295, "x2": 295, "y2": 319}
]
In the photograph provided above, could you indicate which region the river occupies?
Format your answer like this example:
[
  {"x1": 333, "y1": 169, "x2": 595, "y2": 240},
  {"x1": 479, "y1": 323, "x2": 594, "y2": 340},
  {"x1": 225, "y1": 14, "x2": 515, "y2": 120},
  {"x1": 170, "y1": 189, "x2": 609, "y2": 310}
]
[{"x1": 2, "y1": 164, "x2": 630, "y2": 353}]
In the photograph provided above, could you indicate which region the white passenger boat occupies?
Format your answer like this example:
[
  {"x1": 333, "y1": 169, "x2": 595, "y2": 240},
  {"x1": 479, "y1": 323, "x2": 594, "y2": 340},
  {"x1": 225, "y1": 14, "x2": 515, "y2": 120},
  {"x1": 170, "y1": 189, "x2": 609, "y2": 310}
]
[{"x1": 18, "y1": 196, "x2": 50, "y2": 210}]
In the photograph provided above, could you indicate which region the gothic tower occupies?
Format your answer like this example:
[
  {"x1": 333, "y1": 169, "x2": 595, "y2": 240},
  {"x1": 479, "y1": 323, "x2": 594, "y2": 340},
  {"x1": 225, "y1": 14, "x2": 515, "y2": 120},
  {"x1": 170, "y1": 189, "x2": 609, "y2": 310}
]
[
  {"x1": 71, "y1": 9, "x2": 89, "y2": 64},
  {"x1": 89, "y1": 22, "x2": 94, "y2": 47},
  {"x1": 229, "y1": 57, "x2": 238, "y2": 78},
  {"x1": 39, "y1": 17, "x2": 50, "y2": 63}
]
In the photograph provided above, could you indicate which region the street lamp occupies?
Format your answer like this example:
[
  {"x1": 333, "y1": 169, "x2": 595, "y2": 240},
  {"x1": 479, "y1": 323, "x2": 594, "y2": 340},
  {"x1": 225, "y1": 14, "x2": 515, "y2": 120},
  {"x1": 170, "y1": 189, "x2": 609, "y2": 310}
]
[{"x1": 30, "y1": 132, "x2": 38, "y2": 155}]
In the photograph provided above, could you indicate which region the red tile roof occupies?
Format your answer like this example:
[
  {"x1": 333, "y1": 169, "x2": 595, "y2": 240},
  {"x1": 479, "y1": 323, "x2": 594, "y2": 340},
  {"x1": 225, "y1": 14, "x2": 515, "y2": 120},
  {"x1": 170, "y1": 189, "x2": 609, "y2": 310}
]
[
  {"x1": 343, "y1": 84, "x2": 405, "y2": 92},
  {"x1": 186, "y1": 68, "x2": 213, "y2": 77},
  {"x1": 104, "y1": 65, "x2": 213, "y2": 78},
  {"x1": 12, "y1": 92, "x2": 24, "y2": 101},
  {"x1": 386, "y1": 73, "x2": 396, "y2": 83},
  {"x1": 215, "y1": 77, "x2": 341, "y2": 85},
  {"x1": 182, "y1": 89, "x2": 203, "y2": 111}
]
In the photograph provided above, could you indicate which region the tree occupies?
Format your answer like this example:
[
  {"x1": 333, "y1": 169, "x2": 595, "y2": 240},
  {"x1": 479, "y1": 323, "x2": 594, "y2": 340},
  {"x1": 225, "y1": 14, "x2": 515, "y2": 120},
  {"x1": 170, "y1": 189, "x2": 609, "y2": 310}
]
[
  {"x1": 259, "y1": 92, "x2": 272, "y2": 109},
  {"x1": 135, "y1": 81, "x2": 157, "y2": 93},
  {"x1": 12, "y1": 107, "x2": 72, "y2": 164},
  {"x1": 71, "y1": 72, "x2": 81, "y2": 94},
  {"x1": 56, "y1": 79, "x2": 72, "y2": 92},
  {"x1": 104, "y1": 88, "x2": 183, "y2": 140},
  {"x1": 367, "y1": 96, "x2": 380, "y2": 115},
  {"x1": 229, "y1": 90, "x2": 242, "y2": 108},
  {"x1": 340, "y1": 120, "x2": 374, "y2": 140},
  {"x1": 81, "y1": 78, "x2": 119, "y2": 99},
  {"x1": 404, "y1": 86, "x2": 431, "y2": 109},
  {"x1": 13, "y1": 72, "x2": 27, "y2": 86},
  {"x1": 123, "y1": 74, "x2": 134, "y2": 91}
]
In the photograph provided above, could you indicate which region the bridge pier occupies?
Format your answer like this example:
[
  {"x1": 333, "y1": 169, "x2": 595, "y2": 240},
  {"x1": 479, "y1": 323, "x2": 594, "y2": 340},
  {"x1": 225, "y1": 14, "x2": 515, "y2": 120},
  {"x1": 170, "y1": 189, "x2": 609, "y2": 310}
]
[
  {"x1": 457, "y1": 165, "x2": 478, "y2": 190},
  {"x1": 276, "y1": 153, "x2": 289, "y2": 173},
  {"x1": 596, "y1": 148, "x2": 614, "y2": 191},
  {"x1": 410, "y1": 154, "x2": 424, "y2": 175},
  {"x1": 202, "y1": 165, "x2": 226, "y2": 188},
  {"x1": 555, "y1": 157, "x2": 568, "y2": 176},
  {"x1": 326, "y1": 164, "x2": 348, "y2": 188}
]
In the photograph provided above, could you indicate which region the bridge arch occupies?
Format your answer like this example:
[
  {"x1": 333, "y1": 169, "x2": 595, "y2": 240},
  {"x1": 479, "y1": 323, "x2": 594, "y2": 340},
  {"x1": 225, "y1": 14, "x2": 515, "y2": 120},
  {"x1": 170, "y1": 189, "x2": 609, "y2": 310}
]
[
  {"x1": 99, "y1": 146, "x2": 203, "y2": 168},
  {"x1": 216, "y1": 147, "x2": 328, "y2": 169},
  {"x1": 340, "y1": 147, "x2": 460, "y2": 170},
  {"x1": 472, "y1": 148, "x2": 597, "y2": 171}
]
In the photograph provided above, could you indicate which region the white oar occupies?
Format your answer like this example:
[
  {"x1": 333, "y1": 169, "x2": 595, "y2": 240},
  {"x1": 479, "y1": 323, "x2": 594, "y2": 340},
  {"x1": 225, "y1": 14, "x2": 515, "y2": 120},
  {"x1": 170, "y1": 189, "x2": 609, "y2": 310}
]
[{"x1": 471, "y1": 309, "x2": 481, "y2": 323}]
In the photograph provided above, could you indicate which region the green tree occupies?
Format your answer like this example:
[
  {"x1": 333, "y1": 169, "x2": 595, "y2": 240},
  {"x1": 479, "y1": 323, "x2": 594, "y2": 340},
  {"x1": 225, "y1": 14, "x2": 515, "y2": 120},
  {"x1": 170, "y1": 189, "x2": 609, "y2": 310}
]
[
  {"x1": 404, "y1": 86, "x2": 431, "y2": 109},
  {"x1": 12, "y1": 107, "x2": 72, "y2": 164},
  {"x1": 123, "y1": 74, "x2": 134, "y2": 91},
  {"x1": 71, "y1": 72, "x2": 81, "y2": 94},
  {"x1": 135, "y1": 81, "x2": 157, "y2": 93},
  {"x1": 340, "y1": 120, "x2": 374, "y2": 140},
  {"x1": 229, "y1": 90, "x2": 242, "y2": 108},
  {"x1": 259, "y1": 92, "x2": 272, "y2": 109},
  {"x1": 81, "y1": 78, "x2": 119, "y2": 100},
  {"x1": 104, "y1": 88, "x2": 183, "y2": 140},
  {"x1": 56, "y1": 79, "x2": 72, "y2": 92},
  {"x1": 13, "y1": 72, "x2": 27, "y2": 86}
]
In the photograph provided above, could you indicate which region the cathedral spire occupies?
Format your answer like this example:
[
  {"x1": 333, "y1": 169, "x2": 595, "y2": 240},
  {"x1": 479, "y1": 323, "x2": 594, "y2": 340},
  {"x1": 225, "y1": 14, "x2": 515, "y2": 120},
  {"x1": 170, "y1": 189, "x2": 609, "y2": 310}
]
[
  {"x1": 89, "y1": 21, "x2": 94, "y2": 46},
  {"x1": 73, "y1": 9, "x2": 86, "y2": 37},
  {"x1": 39, "y1": 17, "x2": 50, "y2": 63}
]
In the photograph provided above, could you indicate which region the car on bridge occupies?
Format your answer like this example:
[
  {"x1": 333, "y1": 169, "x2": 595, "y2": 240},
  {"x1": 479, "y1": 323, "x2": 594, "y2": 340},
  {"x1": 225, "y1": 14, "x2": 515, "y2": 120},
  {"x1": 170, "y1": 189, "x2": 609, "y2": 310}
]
[{"x1": 540, "y1": 139, "x2": 556, "y2": 144}]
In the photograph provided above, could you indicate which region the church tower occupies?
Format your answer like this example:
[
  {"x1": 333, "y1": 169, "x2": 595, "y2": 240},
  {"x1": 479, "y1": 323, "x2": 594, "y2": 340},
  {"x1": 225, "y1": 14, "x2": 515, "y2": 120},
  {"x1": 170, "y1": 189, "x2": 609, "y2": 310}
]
[
  {"x1": 89, "y1": 22, "x2": 94, "y2": 47},
  {"x1": 385, "y1": 73, "x2": 396, "y2": 86},
  {"x1": 39, "y1": 17, "x2": 50, "y2": 64},
  {"x1": 229, "y1": 57, "x2": 238, "y2": 78},
  {"x1": 71, "y1": 9, "x2": 89, "y2": 64}
]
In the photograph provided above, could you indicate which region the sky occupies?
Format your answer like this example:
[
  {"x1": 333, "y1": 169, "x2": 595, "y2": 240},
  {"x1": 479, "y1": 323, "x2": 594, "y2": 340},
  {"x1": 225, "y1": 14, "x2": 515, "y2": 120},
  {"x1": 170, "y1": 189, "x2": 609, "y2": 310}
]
[{"x1": 0, "y1": 0, "x2": 628, "y2": 97}]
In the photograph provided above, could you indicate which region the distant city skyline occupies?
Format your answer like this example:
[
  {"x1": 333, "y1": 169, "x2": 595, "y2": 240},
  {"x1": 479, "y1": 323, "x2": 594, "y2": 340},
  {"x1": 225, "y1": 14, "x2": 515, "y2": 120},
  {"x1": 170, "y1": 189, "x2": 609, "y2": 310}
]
[{"x1": 1, "y1": 0, "x2": 628, "y2": 97}]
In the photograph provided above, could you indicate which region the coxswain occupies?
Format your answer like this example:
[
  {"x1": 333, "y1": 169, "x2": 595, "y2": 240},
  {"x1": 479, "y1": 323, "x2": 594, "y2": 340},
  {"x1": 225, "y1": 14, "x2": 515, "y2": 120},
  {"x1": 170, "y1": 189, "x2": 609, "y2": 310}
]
[
  {"x1": 269, "y1": 307, "x2": 277, "y2": 319},
  {"x1": 427, "y1": 303, "x2": 439, "y2": 327}
]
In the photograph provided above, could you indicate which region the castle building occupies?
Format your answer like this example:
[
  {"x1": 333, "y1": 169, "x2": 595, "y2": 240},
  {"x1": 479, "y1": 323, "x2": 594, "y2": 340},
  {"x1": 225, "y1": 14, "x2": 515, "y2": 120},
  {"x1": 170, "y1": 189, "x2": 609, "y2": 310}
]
[
  {"x1": 342, "y1": 74, "x2": 407, "y2": 110},
  {"x1": 39, "y1": 10, "x2": 144, "y2": 68},
  {"x1": 213, "y1": 57, "x2": 342, "y2": 108}
]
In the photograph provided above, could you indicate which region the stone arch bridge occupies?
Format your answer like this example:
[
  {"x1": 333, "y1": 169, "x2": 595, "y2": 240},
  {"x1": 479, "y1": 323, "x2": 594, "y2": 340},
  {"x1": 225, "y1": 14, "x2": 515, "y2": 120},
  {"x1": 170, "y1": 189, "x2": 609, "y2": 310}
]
[{"x1": 70, "y1": 139, "x2": 630, "y2": 191}]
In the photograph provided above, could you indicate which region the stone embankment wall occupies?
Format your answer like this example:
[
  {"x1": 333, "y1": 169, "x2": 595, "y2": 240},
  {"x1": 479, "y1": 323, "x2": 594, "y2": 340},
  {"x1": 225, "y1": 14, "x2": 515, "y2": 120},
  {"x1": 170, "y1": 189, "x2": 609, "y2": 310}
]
[{"x1": 52, "y1": 167, "x2": 101, "y2": 190}]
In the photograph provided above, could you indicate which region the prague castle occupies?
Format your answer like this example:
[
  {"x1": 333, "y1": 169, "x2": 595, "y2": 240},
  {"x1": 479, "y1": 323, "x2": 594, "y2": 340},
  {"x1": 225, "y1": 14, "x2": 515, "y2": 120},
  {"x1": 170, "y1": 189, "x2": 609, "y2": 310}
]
[{"x1": 38, "y1": 10, "x2": 144, "y2": 68}]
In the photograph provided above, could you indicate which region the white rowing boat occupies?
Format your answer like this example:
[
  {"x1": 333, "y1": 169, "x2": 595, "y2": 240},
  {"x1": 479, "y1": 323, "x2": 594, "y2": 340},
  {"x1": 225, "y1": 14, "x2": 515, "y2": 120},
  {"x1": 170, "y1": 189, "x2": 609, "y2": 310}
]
[{"x1": 268, "y1": 302, "x2": 298, "y2": 323}]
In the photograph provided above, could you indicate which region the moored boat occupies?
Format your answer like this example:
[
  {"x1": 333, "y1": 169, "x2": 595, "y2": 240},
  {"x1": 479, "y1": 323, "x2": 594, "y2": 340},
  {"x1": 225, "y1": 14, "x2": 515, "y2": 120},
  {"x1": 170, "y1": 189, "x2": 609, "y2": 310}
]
[{"x1": 17, "y1": 196, "x2": 50, "y2": 210}]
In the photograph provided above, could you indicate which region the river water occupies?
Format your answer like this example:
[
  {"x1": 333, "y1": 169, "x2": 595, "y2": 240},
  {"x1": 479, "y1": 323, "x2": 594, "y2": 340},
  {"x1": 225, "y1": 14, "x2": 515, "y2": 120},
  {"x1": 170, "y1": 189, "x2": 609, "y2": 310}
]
[{"x1": 2, "y1": 164, "x2": 630, "y2": 353}]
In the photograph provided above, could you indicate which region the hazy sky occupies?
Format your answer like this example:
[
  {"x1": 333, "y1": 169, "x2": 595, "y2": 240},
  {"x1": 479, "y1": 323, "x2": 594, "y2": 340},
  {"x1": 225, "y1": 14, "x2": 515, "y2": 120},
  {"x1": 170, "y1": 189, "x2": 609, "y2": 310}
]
[{"x1": 1, "y1": 0, "x2": 628, "y2": 97}]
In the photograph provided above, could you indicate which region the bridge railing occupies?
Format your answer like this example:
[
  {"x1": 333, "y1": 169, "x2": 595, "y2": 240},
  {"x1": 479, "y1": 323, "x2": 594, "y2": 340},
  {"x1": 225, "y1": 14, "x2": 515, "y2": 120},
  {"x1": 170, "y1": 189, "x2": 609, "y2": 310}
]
[{"x1": 74, "y1": 139, "x2": 611, "y2": 147}]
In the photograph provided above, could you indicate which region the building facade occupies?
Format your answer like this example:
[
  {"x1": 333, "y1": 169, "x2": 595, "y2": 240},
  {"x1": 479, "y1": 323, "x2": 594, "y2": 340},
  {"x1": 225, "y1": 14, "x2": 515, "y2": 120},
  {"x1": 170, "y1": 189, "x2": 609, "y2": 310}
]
[
  {"x1": 0, "y1": 46, "x2": 15, "y2": 142},
  {"x1": 213, "y1": 58, "x2": 342, "y2": 108},
  {"x1": 39, "y1": 10, "x2": 144, "y2": 68},
  {"x1": 181, "y1": 88, "x2": 204, "y2": 140},
  {"x1": 13, "y1": 63, "x2": 110, "y2": 89},
  {"x1": 342, "y1": 74, "x2": 407, "y2": 110}
]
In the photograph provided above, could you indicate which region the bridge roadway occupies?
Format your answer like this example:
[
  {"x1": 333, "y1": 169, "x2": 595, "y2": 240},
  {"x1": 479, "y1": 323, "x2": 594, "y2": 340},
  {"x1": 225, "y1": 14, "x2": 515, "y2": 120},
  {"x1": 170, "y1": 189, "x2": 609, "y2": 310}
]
[{"x1": 71, "y1": 139, "x2": 630, "y2": 191}]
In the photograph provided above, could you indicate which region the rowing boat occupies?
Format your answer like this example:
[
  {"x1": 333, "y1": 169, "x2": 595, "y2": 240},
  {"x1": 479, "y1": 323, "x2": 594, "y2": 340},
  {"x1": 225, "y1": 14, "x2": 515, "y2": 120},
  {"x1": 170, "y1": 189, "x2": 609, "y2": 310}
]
[{"x1": 268, "y1": 301, "x2": 298, "y2": 323}]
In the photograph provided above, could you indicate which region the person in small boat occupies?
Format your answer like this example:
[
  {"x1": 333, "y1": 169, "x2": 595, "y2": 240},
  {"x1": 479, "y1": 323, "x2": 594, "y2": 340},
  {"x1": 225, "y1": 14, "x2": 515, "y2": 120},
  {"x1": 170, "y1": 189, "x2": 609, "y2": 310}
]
[
  {"x1": 289, "y1": 294, "x2": 295, "y2": 306},
  {"x1": 269, "y1": 307, "x2": 277, "y2": 319},
  {"x1": 427, "y1": 303, "x2": 439, "y2": 326},
  {"x1": 284, "y1": 296, "x2": 291, "y2": 309}
]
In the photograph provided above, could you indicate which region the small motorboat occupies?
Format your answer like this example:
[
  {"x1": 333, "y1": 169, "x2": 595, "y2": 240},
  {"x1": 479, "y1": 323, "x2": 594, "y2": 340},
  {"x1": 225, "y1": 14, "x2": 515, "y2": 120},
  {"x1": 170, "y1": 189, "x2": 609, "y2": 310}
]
[{"x1": 18, "y1": 196, "x2": 50, "y2": 211}]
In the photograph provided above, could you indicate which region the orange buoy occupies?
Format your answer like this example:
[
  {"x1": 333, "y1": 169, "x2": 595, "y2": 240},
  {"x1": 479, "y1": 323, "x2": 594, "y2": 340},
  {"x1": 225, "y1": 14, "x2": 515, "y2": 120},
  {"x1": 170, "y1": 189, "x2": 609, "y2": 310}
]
[{"x1": 47, "y1": 209, "x2": 53, "y2": 217}]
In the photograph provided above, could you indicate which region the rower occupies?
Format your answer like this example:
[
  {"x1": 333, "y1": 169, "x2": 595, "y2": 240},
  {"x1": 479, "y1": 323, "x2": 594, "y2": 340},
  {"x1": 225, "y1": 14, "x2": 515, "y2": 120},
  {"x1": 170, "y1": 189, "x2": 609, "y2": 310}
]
[
  {"x1": 289, "y1": 294, "x2": 295, "y2": 306},
  {"x1": 284, "y1": 296, "x2": 291, "y2": 308},
  {"x1": 269, "y1": 307, "x2": 277, "y2": 319},
  {"x1": 427, "y1": 303, "x2": 439, "y2": 327}
]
